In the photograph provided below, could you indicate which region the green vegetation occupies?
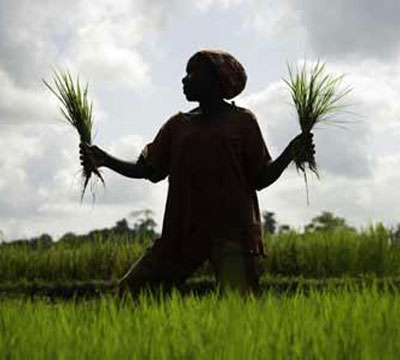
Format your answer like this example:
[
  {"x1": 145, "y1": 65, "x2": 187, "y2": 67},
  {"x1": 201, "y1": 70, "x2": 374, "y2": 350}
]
[
  {"x1": 43, "y1": 70, "x2": 104, "y2": 200},
  {"x1": 304, "y1": 211, "x2": 355, "y2": 233},
  {"x1": 1, "y1": 287, "x2": 400, "y2": 359},
  {"x1": 283, "y1": 61, "x2": 351, "y2": 203},
  {"x1": 284, "y1": 61, "x2": 351, "y2": 175},
  {"x1": 1, "y1": 224, "x2": 399, "y2": 286},
  {"x1": 0, "y1": 232, "x2": 147, "y2": 283},
  {"x1": 264, "y1": 225, "x2": 400, "y2": 277},
  {"x1": 2, "y1": 211, "x2": 400, "y2": 358}
]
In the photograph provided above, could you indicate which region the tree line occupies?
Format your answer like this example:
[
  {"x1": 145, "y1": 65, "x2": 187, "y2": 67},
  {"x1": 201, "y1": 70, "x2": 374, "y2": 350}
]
[
  {"x1": 0, "y1": 209, "x2": 158, "y2": 247},
  {"x1": 262, "y1": 210, "x2": 400, "y2": 240},
  {"x1": 1, "y1": 209, "x2": 400, "y2": 246}
]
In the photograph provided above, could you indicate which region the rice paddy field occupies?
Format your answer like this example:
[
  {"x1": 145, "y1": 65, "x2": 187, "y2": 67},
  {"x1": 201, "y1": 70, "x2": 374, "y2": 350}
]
[
  {"x1": 2, "y1": 287, "x2": 400, "y2": 359},
  {"x1": 1, "y1": 226, "x2": 400, "y2": 359}
]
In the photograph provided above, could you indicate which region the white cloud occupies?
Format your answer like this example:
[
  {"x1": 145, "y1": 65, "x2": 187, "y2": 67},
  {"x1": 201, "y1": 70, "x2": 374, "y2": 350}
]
[
  {"x1": 195, "y1": 0, "x2": 244, "y2": 11},
  {"x1": 295, "y1": 0, "x2": 400, "y2": 60},
  {"x1": 0, "y1": 68, "x2": 55, "y2": 126},
  {"x1": 248, "y1": 0, "x2": 400, "y2": 60},
  {"x1": 72, "y1": 37, "x2": 150, "y2": 88},
  {"x1": 0, "y1": 0, "x2": 72, "y2": 85},
  {"x1": 0, "y1": 124, "x2": 76, "y2": 222},
  {"x1": 245, "y1": 0, "x2": 303, "y2": 40},
  {"x1": 69, "y1": 1, "x2": 151, "y2": 88},
  {"x1": 109, "y1": 134, "x2": 145, "y2": 159},
  {"x1": 0, "y1": 0, "x2": 188, "y2": 90}
]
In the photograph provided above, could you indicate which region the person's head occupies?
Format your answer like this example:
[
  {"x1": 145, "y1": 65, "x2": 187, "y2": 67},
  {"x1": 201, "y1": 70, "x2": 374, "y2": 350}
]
[{"x1": 182, "y1": 50, "x2": 247, "y2": 102}]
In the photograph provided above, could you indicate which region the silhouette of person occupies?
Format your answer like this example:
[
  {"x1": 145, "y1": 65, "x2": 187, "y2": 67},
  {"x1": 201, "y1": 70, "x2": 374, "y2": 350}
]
[{"x1": 80, "y1": 50, "x2": 314, "y2": 295}]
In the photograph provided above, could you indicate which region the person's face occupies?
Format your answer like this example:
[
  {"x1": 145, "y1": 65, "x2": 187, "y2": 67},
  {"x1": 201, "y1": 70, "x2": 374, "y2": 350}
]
[{"x1": 182, "y1": 56, "x2": 221, "y2": 102}]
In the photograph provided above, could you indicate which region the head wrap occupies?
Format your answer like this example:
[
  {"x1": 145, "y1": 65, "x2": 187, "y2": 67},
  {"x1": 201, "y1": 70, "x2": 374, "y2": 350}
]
[{"x1": 191, "y1": 50, "x2": 247, "y2": 100}]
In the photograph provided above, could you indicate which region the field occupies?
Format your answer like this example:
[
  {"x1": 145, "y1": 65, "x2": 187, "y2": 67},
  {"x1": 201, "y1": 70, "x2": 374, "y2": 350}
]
[
  {"x1": 1, "y1": 225, "x2": 399, "y2": 285},
  {"x1": 1, "y1": 226, "x2": 400, "y2": 359},
  {"x1": 2, "y1": 287, "x2": 400, "y2": 359}
]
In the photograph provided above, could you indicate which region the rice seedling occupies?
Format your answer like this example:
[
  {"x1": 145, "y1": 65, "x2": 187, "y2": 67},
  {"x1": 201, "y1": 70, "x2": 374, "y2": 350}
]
[
  {"x1": 283, "y1": 61, "x2": 351, "y2": 202},
  {"x1": 2, "y1": 288, "x2": 400, "y2": 359},
  {"x1": 43, "y1": 70, "x2": 104, "y2": 201}
]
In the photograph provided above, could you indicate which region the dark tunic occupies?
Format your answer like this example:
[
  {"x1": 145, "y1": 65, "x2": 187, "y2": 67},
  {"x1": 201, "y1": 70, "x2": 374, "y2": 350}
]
[{"x1": 141, "y1": 105, "x2": 271, "y2": 264}]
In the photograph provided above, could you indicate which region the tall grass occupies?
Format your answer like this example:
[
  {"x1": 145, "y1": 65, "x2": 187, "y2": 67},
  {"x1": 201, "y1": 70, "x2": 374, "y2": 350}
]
[
  {"x1": 1, "y1": 227, "x2": 399, "y2": 284},
  {"x1": 263, "y1": 225, "x2": 400, "y2": 277},
  {"x1": 1, "y1": 287, "x2": 400, "y2": 359},
  {"x1": 0, "y1": 233, "x2": 149, "y2": 283}
]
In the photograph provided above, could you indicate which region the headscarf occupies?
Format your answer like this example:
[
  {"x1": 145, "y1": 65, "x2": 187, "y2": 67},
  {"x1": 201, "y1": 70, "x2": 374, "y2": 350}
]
[{"x1": 192, "y1": 50, "x2": 247, "y2": 100}]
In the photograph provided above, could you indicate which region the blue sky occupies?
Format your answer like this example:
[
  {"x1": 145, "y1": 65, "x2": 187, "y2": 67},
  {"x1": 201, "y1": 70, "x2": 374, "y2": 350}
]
[{"x1": 1, "y1": 0, "x2": 400, "y2": 240}]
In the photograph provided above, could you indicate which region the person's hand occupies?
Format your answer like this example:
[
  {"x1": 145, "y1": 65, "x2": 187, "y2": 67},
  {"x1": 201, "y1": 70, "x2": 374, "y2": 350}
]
[
  {"x1": 289, "y1": 132, "x2": 315, "y2": 162},
  {"x1": 79, "y1": 143, "x2": 107, "y2": 170}
]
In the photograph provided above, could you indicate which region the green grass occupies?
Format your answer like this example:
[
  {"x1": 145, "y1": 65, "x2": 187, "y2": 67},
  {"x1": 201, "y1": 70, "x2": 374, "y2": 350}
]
[
  {"x1": 2, "y1": 228, "x2": 399, "y2": 358},
  {"x1": 1, "y1": 286, "x2": 399, "y2": 359},
  {"x1": 0, "y1": 234, "x2": 146, "y2": 283},
  {"x1": 1, "y1": 226, "x2": 399, "y2": 285},
  {"x1": 264, "y1": 225, "x2": 400, "y2": 277}
]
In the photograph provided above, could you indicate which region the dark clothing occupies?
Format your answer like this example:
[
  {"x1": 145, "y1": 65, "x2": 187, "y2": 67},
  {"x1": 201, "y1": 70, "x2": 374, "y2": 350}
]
[
  {"x1": 142, "y1": 105, "x2": 271, "y2": 262},
  {"x1": 120, "y1": 105, "x2": 271, "y2": 294}
]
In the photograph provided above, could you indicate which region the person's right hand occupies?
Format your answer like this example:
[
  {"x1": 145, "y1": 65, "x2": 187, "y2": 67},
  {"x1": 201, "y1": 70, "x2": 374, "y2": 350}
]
[
  {"x1": 79, "y1": 143, "x2": 107, "y2": 170},
  {"x1": 289, "y1": 132, "x2": 315, "y2": 163}
]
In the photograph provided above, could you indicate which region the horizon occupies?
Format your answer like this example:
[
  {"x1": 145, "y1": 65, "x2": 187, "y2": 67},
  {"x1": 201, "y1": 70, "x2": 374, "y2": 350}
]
[{"x1": 2, "y1": 209, "x2": 396, "y2": 243}]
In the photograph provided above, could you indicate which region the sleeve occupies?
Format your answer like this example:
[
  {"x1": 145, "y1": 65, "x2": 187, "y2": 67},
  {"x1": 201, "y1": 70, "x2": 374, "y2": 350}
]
[
  {"x1": 243, "y1": 111, "x2": 272, "y2": 190},
  {"x1": 140, "y1": 117, "x2": 174, "y2": 183}
]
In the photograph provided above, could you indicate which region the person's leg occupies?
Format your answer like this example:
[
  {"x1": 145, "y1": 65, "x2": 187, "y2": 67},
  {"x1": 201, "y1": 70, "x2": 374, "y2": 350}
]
[
  {"x1": 210, "y1": 241, "x2": 260, "y2": 296},
  {"x1": 117, "y1": 247, "x2": 164, "y2": 294},
  {"x1": 117, "y1": 245, "x2": 202, "y2": 296}
]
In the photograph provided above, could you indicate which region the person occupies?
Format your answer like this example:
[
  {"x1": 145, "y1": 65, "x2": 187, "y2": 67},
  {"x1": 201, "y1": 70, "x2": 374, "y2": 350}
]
[{"x1": 80, "y1": 49, "x2": 315, "y2": 295}]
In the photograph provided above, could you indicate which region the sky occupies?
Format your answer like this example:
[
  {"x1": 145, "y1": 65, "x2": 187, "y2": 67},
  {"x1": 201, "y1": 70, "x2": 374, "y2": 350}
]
[{"x1": 1, "y1": 0, "x2": 400, "y2": 241}]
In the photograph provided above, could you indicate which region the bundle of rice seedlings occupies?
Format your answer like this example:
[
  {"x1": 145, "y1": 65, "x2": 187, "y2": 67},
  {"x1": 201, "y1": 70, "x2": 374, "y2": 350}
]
[
  {"x1": 283, "y1": 61, "x2": 351, "y2": 202},
  {"x1": 43, "y1": 71, "x2": 104, "y2": 201}
]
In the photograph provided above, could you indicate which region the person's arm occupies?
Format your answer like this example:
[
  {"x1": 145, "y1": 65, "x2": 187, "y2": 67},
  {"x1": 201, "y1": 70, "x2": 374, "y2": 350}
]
[
  {"x1": 256, "y1": 133, "x2": 314, "y2": 190},
  {"x1": 80, "y1": 116, "x2": 174, "y2": 183},
  {"x1": 79, "y1": 143, "x2": 153, "y2": 179},
  {"x1": 103, "y1": 152, "x2": 152, "y2": 179}
]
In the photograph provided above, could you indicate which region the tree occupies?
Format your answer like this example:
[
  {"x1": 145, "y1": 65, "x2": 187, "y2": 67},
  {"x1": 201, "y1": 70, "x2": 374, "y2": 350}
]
[
  {"x1": 130, "y1": 209, "x2": 158, "y2": 241},
  {"x1": 59, "y1": 232, "x2": 79, "y2": 246},
  {"x1": 278, "y1": 224, "x2": 292, "y2": 234},
  {"x1": 391, "y1": 224, "x2": 400, "y2": 244},
  {"x1": 262, "y1": 211, "x2": 277, "y2": 235},
  {"x1": 305, "y1": 211, "x2": 354, "y2": 233},
  {"x1": 114, "y1": 218, "x2": 129, "y2": 233},
  {"x1": 31, "y1": 234, "x2": 53, "y2": 248}
]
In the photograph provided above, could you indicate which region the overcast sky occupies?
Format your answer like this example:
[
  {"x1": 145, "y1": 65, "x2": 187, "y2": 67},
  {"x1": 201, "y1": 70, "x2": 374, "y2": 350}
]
[{"x1": 1, "y1": 0, "x2": 400, "y2": 241}]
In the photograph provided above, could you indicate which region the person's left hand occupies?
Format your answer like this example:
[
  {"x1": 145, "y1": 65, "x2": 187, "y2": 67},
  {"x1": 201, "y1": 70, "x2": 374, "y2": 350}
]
[
  {"x1": 289, "y1": 132, "x2": 315, "y2": 162},
  {"x1": 79, "y1": 143, "x2": 107, "y2": 170}
]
